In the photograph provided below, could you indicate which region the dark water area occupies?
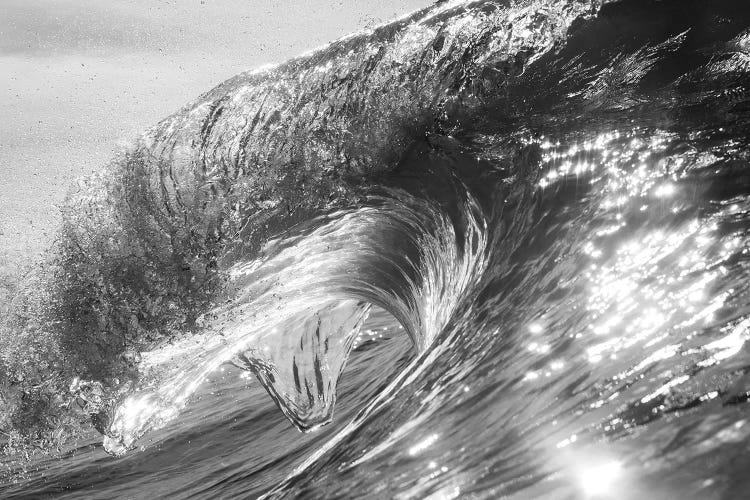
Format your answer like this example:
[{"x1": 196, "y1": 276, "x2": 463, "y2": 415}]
[{"x1": 2, "y1": 0, "x2": 750, "y2": 498}]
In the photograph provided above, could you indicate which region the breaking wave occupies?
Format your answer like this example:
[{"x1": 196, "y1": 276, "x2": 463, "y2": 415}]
[{"x1": 3, "y1": 0, "x2": 750, "y2": 498}]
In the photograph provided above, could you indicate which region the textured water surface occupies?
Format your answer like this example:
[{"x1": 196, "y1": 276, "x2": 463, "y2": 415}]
[{"x1": 2, "y1": 0, "x2": 750, "y2": 498}]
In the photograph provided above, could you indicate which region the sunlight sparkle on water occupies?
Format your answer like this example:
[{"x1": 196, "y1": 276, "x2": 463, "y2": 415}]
[
  {"x1": 408, "y1": 433, "x2": 439, "y2": 456},
  {"x1": 529, "y1": 322, "x2": 544, "y2": 333},
  {"x1": 577, "y1": 460, "x2": 623, "y2": 497},
  {"x1": 653, "y1": 182, "x2": 676, "y2": 198}
]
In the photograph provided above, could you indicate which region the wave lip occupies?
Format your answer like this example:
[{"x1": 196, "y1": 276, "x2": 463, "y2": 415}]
[{"x1": 99, "y1": 190, "x2": 488, "y2": 454}]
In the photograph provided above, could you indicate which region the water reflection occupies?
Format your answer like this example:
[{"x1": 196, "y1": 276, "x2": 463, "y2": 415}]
[
  {"x1": 515, "y1": 126, "x2": 750, "y2": 497},
  {"x1": 575, "y1": 459, "x2": 623, "y2": 497},
  {"x1": 531, "y1": 129, "x2": 745, "y2": 379}
]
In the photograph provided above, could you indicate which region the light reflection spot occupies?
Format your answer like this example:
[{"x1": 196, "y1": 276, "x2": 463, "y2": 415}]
[
  {"x1": 577, "y1": 460, "x2": 623, "y2": 497},
  {"x1": 408, "y1": 433, "x2": 439, "y2": 456}
]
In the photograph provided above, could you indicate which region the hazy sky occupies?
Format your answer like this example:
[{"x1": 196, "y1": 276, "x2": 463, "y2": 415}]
[{"x1": 0, "y1": 0, "x2": 429, "y2": 263}]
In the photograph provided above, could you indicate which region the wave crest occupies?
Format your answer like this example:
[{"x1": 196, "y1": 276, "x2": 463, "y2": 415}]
[{"x1": 99, "y1": 189, "x2": 487, "y2": 454}]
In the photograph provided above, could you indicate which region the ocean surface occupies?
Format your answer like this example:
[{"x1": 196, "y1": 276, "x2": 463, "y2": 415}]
[{"x1": 2, "y1": 0, "x2": 750, "y2": 498}]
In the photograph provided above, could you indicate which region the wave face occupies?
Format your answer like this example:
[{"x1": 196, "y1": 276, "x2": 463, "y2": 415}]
[{"x1": 3, "y1": 0, "x2": 750, "y2": 498}]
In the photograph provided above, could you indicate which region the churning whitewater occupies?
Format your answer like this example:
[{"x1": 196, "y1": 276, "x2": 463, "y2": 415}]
[{"x1": 3, "y1": 0, "x2": 750, "y2": 498}]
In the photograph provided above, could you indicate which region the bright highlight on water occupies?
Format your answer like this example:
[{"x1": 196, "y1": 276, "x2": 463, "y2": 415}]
[{"x1": 2, "y1": 0, "x2": 750, "y2": 498}]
